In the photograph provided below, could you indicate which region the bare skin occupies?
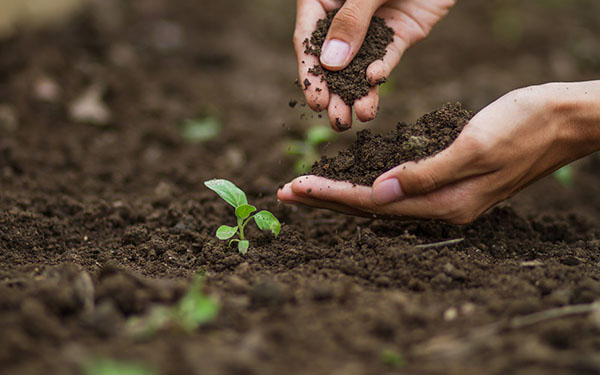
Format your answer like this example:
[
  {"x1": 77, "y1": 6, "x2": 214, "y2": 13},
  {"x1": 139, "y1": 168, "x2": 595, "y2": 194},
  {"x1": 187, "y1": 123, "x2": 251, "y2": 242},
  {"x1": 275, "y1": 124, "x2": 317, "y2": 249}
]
[
  {"x1": 294, "y1": 0, "x2": 455, "y2": 130},
  {"x1": 279, "y1": 82, "x2": 600, "y2": 224},
  {"x1": 288, "y1": 0, "x2": 600, "y2": 223}
]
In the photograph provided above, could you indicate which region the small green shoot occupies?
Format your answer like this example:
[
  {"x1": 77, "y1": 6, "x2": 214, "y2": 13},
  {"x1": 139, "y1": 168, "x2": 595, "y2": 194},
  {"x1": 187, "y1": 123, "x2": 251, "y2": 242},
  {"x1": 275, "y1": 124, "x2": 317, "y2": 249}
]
[
  {"x1": 82, "y1": 358, "x2": 157, "y2": 375},
  {"x1": 380, "y1": 349, "x2": 406, "y2": 368},
  {"x1": 126, "y1": 276, "x2": 219, "y2": 338},
  {"x1": 204, "y1": 179, "x2": 281, "y2": 254},
  {"x1": 553, "y1": 164, "x2": 574, "y2": 187},
  {"x1": 286, "y1": 125, "x2": 336, "y2": 173},
  {"x1": 174, "y1": 276, "x2": 220, "y2": 331},
  {"x1": 179, "y1": 116, "x2": 221, "y2": 143},
  {"x1": 378, "y1": 75, "x2": 396, "y2": 98}
]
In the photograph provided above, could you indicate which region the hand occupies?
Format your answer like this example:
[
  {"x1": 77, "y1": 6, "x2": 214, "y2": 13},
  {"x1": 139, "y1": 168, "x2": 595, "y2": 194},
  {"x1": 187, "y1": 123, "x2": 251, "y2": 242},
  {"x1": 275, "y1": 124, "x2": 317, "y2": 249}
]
[
  {"x1": 294, "y1": 0, "x2": 455, "y2": 130},
  {"x1": 278, "y1": 82, "x2": 600, "y2": 223}
]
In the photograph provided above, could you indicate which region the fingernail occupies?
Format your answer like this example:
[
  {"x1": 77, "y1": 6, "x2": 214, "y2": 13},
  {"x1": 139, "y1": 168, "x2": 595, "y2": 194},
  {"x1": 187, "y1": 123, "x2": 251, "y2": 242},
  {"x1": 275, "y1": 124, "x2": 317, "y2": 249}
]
[
  {"x1": 372, "y1": 178, "x2": 404, "y2": 205},
  {"x1": 320, "y1": 39, "x2": 350, "y2": 68}
]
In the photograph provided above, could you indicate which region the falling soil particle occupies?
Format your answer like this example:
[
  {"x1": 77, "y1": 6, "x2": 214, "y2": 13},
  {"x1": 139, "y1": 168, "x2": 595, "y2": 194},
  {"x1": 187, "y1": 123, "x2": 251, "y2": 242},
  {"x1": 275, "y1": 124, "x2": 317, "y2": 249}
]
[
  {"x1": 304, "y1": 10, "x2": 394, "y2": 105},
  {"x1": 311, "y1": 102, "x2": 473, "y2": 186}
]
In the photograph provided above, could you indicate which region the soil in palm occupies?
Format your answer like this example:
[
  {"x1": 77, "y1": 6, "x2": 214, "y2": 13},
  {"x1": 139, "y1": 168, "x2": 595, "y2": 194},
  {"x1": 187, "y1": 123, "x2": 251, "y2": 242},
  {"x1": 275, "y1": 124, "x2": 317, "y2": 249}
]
[{"x1": 311, "y1": 102, "x2": 473, "y2": 185}]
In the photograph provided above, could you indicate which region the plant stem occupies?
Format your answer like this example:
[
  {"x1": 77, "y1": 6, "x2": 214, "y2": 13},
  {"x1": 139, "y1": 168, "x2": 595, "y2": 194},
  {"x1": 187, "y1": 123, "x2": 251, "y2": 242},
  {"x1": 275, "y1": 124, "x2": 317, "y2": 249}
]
[
  {"x1": 237, "y1": 217, "x2": 245, "y2": 240},
  {"x1": 237, "y1": 215, "x2": 254, "y2": 241}
]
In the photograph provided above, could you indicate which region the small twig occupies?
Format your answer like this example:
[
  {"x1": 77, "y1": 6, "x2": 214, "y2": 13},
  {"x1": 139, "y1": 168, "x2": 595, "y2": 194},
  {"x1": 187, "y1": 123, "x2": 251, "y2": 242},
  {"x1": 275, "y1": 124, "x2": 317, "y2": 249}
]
[
  {"x1": 357, "y1": 226, "x2": 361, "y2": 242},
  {"x1": 415, "y1": 238, "x2": 464, "y2": 249},
  {"x1": 508, "y1": 302, "x2": 600, "y2": 329}
]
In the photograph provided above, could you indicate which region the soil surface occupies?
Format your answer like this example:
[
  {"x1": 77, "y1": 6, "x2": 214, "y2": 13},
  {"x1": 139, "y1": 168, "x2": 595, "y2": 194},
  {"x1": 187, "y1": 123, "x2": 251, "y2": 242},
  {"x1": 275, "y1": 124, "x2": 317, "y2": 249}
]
[
  {"x1": 311, "y1": 102, "x2": 472, "y2": 185},
  {"x1": 1, "y1": 1, "x2": 600, "y2": 375},
  {"x1": 305, "y1": 10, "x2": 394, "y2": 105}
]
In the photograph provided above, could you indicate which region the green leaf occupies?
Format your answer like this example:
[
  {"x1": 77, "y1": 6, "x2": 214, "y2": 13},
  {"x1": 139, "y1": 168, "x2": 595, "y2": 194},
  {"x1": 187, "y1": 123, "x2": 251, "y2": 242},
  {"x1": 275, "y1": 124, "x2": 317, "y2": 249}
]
[
  {"x1": 235, "y1": 204, "x2": 257, "y2": 220},
  {"x1": 204, "y1": 179, "x2": 248, "y2": 208},
  {"x1": 216, "y1": 225, "x2": 238, "y2": 240},
  {"x1": 285, "y1": 141, "x2": 309, "y2": 156},
  {"x1": 294, "y1": 157, "x2": 312, "y2": 174},
  {"x1": 307, "y1": 126, "x2": 335, "y2": 146},
  {"x1": 553, "y1": 165, "x2": 574, "y2": 187},
  {"x1": 179, "y1": 117, "x2": 221, "y2": 143},
  {"x1": 380, "y1": 349, "x2": 406, "y2": 368},
  {"x1": 126, "y1": 306, "x2": 172, "y2": 339},
  {"x1": 175, "y1": 278, "x2": 219, "y2": 331},
  {"x1": 238, "y1": 240, "x2": 249, "y2": 254},
  {"x1": 254, "y1": 210, "x2": 281, "y2": 237},
  {"x1": 82, "y1": 358, "x2": 157, "y2": 375}
]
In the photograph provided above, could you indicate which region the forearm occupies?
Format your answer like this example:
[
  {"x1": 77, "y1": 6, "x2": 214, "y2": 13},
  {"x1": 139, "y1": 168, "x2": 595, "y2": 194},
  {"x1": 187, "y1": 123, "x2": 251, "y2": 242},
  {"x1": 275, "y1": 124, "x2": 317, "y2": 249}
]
[{"x1": 544, "y1": 80, "x2": 600, "y2": 156}]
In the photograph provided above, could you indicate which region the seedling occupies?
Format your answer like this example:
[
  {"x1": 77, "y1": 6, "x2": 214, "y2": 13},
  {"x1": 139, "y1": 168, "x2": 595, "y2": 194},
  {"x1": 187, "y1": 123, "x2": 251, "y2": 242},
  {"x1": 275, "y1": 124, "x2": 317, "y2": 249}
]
[
  {"x1": 286, "y1": 125, "x2": 336, "y2": 173},
  {"x1": 553, "y1": 164, "x2": 574, "y2": 187},
  {"x1": 82, "y1": 358, "x2": 157, "y2": 375},
  {"x1": 179, "y1": 116, "x2": 221, "y2": 143},
  {"x1": 204, "y1": 179, "x2": 280, "y2": 254},
  {"x1": 126, "y1": 276, "x2": 219, "y2": 338},
  {"x1": 173, "y1": 276, "x2": 220, "y2": 331},
  {"x1": 380, "y1": 349, "x2": 406, "y2": 368}
]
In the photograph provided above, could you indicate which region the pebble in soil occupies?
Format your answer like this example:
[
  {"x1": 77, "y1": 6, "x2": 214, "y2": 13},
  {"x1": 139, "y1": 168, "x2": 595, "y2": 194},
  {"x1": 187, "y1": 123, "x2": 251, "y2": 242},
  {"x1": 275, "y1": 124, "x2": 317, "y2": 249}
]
[
  {"x1": 303, "y1": 9, "x2": 394, "y2": 106},
  {"x1": 310, "y1": 102, "x2": 474, "y2": 186}
]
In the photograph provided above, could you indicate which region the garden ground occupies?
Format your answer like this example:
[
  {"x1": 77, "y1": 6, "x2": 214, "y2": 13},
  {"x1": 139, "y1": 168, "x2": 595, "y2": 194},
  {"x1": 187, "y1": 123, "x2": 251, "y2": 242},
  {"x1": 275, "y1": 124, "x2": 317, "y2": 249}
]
[{"x1": 1, "y1": 0, "x2": 600, "y2": 374}]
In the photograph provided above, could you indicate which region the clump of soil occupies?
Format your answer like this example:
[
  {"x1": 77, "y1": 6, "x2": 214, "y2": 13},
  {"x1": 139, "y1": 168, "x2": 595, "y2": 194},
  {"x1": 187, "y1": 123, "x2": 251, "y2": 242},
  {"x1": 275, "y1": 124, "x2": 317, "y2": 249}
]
[
  {"x1": 304, "y1": 10, "x2": 394, "y2": 105},
  {"x1": 311, "y1": 102, "x2": 473, "y2": 185}
]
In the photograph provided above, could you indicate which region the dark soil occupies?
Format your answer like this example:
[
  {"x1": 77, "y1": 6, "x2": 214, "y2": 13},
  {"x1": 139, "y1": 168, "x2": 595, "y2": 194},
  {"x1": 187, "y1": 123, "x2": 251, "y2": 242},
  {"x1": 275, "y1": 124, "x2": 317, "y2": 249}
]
[
  {"x1": 1, "y1": 1, "x2": 600, "y2": 375},
  {"x1": 311, "y1": 102, "x2": 473, "y2": 185},
  {"x1": 304, "y1": 9, "x2": 394, "y2": 105}
]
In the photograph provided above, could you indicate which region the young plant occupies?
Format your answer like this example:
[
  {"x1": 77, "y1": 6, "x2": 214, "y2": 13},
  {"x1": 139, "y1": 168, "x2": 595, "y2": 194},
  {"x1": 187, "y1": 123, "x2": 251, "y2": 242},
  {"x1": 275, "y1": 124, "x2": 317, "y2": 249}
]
[
  {"x1": 179, "y1": 116, "x2": 222, "y2": 143},
  {"x1": 204, "y1": 179, "x2": 280, "y2": 254},
  {"x1": 553, "y1": 164, "x2": 574, "y2": 187},
  {"x1": 126, "y1": 275, "x2": 219, "y2": 338},
  {"x1": 82, "y1": 358, "x2": 157, "y2": 375},
  {"x1": 286, "y1": 125, "x2": 336, "y2": 173}
]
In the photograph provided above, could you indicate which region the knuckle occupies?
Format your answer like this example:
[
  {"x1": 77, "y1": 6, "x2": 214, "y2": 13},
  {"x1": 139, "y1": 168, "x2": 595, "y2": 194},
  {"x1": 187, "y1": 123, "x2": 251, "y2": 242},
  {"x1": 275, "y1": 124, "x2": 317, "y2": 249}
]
[
  {"x1": 406, "y1": 167, "x2": 441, "y2": 194},
  {"x1": 457, "y1": 133, "x2": 486, "y2": 160},
  {"x1": 332, "y1": 4, "x2": 364, "y2": 33}
]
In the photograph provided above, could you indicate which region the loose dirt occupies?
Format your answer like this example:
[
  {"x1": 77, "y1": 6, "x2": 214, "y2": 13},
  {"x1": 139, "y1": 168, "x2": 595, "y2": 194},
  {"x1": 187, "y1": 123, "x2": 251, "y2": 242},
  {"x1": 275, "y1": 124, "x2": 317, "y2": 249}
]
[
  {"x1": 304, "y1": 9, "x2": 394, "y2": 105},
  {"x1": 1, "y1": 1, "x2": 600, "y2": 375},
  {"x1": 311, "y1": 102, "x2": 472, "y2": 185}
]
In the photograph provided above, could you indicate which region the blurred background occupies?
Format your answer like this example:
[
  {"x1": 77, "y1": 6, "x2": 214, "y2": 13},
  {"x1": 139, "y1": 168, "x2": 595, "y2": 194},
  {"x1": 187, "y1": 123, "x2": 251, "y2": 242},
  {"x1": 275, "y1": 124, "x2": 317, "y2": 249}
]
[{"x1": 0, "y1": 0, "x2": 599, "y2": 206}]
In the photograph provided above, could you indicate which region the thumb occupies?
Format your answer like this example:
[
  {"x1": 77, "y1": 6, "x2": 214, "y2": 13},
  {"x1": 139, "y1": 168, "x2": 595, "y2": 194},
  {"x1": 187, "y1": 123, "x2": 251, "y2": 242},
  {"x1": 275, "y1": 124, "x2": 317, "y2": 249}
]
[
  {"x1": 320, "y1": 0, "x2": 386, "y2": 71},
  {"x1": 371, "y1": 138, "x2": 485, "y2": 205}
]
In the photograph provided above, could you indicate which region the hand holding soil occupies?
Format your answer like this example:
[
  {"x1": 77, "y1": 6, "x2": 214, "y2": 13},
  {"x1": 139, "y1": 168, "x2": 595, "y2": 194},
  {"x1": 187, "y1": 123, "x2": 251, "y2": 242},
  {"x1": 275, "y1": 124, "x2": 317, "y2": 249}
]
[
  {"x1": 294, "y1": 0, "x2": 454, "y2": 130},
  {"x1": 279, "y1": 81, "x2": 600, "y2": 223}
]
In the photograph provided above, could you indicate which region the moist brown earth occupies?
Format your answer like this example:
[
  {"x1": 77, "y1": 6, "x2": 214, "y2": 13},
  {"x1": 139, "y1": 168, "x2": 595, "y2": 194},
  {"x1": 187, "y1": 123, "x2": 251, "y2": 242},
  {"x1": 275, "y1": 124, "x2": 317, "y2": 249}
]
[
  {"x1": 311, "y1": 102, "x2": 473, "y2": 185},
  {"x1": 304, "y1": 9, "x2": 394, "y2": 105},
  {"x1": 2, "y1": 1, "x2": 600, "y2": 375}
]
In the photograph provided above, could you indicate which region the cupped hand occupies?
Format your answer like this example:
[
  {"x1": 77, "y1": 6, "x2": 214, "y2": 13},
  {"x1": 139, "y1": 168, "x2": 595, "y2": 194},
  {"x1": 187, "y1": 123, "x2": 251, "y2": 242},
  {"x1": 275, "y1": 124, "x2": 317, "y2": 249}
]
[
  {"x1": 294, "y1": 0, "x2": 455, "y2": 130},
  {"x1": 279, "y1": 83, "x2": 600, "y2": 223}
]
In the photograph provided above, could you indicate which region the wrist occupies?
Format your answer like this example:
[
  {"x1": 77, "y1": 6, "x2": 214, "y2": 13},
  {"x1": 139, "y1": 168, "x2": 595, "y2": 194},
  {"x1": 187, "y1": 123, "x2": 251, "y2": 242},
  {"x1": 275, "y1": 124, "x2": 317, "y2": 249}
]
[{"x1": 543, "y1": 81, "x2": 600, "y2": 156}]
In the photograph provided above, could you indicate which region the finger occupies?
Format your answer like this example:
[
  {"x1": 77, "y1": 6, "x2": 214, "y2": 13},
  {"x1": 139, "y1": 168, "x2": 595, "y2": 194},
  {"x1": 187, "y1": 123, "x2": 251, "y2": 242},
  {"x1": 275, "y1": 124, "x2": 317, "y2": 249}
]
[
  {"x1": 368, "y1": 2, "x2": 453, "y2": 84},
  {"x1": 321, "y1": 0, "x2": 387, "y2": 70},
  {"x1": 327, "y1": 94, "x2": 352, "y2": 131},
  {"x1": 294, "y1": 0, "x2": 329, "y2": 112},
  {"x1": 371, "y1": 134, "x2": 491, "y2": 204},
  {"x1": 366, "y1": 7, "x2": 410, "y2": 84},
  {"x1": 291, "y1": 176, "x2": 374, "y2": 207},
  {"x1": 366, "y1": 36, "x2": 407, "y2": 85},
  {"x1": 354, "y1": 86, "x2": 379, "y2": 122},
  {"x1": 290, "y1": 175, "x2": 484, "y2": 222},
  {"x1": 277, "y1": 182, "x2": 372, "y2": 217}
]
